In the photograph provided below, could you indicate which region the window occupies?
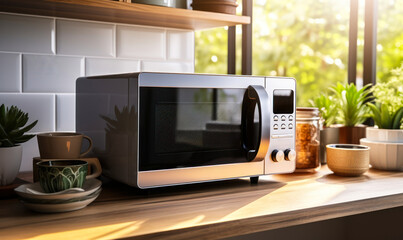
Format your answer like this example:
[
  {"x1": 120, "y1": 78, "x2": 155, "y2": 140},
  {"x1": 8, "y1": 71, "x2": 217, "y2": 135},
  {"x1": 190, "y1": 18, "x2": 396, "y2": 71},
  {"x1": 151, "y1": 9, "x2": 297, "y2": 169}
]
[
  {"x1": 195, "y1": 0, "x2": 402, "y2": 106},
  {"x1": 376, "y1": 0, "x2": 403, "y2": 82}
]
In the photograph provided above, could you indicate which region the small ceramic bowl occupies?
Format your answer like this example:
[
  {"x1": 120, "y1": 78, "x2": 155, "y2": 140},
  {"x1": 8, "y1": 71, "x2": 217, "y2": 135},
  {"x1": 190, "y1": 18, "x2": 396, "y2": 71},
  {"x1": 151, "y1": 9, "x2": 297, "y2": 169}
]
[{"x1": 326, "y1": 144, "x2": 370, "y2": 177}]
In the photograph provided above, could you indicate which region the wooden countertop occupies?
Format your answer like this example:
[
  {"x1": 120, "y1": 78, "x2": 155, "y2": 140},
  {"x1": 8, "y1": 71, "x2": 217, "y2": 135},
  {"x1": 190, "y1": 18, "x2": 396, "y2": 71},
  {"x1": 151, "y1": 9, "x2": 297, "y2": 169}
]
[{"x1": 1, "y1": 166, "x2": 403, "y2": 239}]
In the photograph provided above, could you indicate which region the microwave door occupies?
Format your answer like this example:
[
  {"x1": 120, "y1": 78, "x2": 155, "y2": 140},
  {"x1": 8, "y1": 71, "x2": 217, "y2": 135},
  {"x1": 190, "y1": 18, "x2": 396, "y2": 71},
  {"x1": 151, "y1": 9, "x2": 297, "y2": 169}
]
[{"x1": 139, "y1": 87, "x2": 259, "y2": 171}]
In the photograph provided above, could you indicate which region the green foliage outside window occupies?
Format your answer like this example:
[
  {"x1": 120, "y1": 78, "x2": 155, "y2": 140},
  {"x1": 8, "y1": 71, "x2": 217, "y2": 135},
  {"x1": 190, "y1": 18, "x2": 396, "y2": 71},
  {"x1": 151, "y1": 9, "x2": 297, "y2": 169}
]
[{"x1": 195, "y1": 0, "x2": 403, "y2": 107}]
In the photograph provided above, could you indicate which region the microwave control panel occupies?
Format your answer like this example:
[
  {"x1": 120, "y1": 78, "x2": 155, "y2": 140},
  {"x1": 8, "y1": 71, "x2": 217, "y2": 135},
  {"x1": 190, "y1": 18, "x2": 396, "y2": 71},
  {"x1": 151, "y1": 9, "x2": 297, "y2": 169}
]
[{"x1": 265, "y1": 77, "x2": 296, "y2": 174}]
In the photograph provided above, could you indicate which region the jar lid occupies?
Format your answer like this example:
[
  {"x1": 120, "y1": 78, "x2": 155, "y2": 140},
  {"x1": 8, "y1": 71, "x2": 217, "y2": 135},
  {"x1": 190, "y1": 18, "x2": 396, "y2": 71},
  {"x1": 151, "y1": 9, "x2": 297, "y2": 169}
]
[{"x1": 296, "y1": 107, "x2": 320, "y2": 120}]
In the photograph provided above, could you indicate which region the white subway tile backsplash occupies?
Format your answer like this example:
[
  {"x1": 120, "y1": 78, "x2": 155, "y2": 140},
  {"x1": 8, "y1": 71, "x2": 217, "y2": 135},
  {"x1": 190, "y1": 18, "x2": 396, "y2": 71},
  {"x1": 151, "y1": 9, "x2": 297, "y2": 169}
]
[
  {"x1": 142, "y1": 61, "x2": 194, "y2": 73},
  {"x1": 20, "y1": 137, "x2": 39, "y2": 172},
  {"x1": 167, "y1": 30, "x2": 194, "y2": 61},
  {"x1": 57, "y1": 20, "x2": 114, "y2": 57},
  {"x1": 117, "y1": 25, "x2": 165, "y2": 59},
  {"x1": 0, "y1": 94, "x2": 55, "y2": 132},
  {"x1": 0, "y1": 52, "x2": 21, "y2": 92},
  {"x1": 86, "y1": 58, "x2": 140, "y2": 76},
  {"x1": 56, "y1": 94, "x2": 75, "y2": 132},
  {"x1": 23, "y1": 55, "x2": 84, "y2": 93},
  {"x1": 0, "y1": 13, "x2": 54, "y2": 54},
  {"x1": 1, "y1": 13, "x2": 195, "y2": 173}
]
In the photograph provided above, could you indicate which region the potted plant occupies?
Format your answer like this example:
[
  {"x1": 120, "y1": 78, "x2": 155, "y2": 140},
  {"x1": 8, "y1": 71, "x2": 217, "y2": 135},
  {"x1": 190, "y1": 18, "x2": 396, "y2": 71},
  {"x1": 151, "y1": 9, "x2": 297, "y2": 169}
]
[
  {"x1": 331, "y1": 82, "x2": 372, "y2": 144},
  {"x1": 310, "y1": 94, "x2": 339, "y2": 164},
  {"x1": 360, "y1": 68, "x2": 403, "y2": 170},
  {"x1": 0, "y1": 104, "x2": 37, "y2": 185}
]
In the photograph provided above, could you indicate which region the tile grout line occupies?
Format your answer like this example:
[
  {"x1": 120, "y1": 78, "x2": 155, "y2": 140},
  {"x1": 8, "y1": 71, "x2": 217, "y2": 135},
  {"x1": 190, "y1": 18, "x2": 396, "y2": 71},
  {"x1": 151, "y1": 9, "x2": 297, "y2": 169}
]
[
  {"x1": 19, "y1": 53, "x2": 23, "y2": 93},
  {"x1": 54, "y1": 94, "x2": 57, "y2": 132},
  {"x1": 52, "y1": 18, "x2": 57, "y2": 55},
  {"x1": 113, "y1": 24, "x2": 117, "y2": 58},
  {"x1": 82, "y1": 56, "x2": 86, "y2": 77},
  {"x1": 165, "y1": 29, "x2": 168, "y2": 61}
]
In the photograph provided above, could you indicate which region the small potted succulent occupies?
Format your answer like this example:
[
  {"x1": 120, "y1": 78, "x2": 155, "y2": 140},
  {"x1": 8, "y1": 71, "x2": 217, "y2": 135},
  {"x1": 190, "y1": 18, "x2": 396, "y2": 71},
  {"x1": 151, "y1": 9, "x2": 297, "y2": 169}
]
[
  {"x1": 331, "y1": 82, "x2": 372, "y2": 144},
  {"x1": 0, "y1": 104, "x2": 37, "y2": 185},
  {"x1": 360, "y1": 68, "x2": 403, "y2": 170},
  {"x1": 310, "y1": 94, "x2": 339, "y2": 164}
]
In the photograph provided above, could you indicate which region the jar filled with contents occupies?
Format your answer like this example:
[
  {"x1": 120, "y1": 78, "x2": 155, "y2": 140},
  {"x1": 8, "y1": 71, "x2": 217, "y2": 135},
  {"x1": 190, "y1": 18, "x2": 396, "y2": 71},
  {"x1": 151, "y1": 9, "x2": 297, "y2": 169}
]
[{"x1": 295, "y1": 107, "x2": 320, "y2": 172}]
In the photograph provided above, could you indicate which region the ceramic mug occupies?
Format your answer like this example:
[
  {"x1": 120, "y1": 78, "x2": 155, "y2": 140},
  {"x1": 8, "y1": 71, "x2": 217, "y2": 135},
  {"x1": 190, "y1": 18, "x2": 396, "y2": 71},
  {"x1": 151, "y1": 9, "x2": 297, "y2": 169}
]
[
  {"x1": 37, "y1": 159, "x2": 101, "y2": 193},
  {"x1": 37, "y1": 132, "x2": 93, "y2": 159}
]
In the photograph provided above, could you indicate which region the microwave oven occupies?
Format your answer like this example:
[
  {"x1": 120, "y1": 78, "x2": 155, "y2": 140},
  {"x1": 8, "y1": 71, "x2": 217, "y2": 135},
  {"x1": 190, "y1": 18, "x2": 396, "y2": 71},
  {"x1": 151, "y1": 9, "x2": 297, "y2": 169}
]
[{"x1": 76, "y1": 72, "x2": 296, "y2": 188}]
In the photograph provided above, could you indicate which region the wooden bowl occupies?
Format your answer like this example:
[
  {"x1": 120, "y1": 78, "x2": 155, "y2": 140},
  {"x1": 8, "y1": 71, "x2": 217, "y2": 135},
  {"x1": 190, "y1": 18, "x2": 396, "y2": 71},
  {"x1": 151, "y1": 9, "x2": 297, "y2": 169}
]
[
  {"x1": 326, "y1": 144, "x2": 370, "y2": 177},
  {"x1": 192, "y1": 0, "x2": 238, "y2": 14}
]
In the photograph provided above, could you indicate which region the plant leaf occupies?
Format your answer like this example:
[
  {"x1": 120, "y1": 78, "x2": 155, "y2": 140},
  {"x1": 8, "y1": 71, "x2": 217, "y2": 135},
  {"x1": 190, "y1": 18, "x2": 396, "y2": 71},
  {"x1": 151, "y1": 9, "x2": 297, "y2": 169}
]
[
  {"x1": 0, "y1": 105, "x2": 38, "y2": 146},
  {"x1": 368, "y1": 102, "x2": 381, "y2": 127},
  {"x1": 0, "y1": 104, "x2": 5, "y2": 127},
  {"x1": 380, "y1": 103, "x2": 392, "y2": 129},
  {"x1": 14, "y1": 134, "x2": 36, "y2": 143},
  {"x1": 392, "y1": 107, "x2": 403, "y2": 129}
]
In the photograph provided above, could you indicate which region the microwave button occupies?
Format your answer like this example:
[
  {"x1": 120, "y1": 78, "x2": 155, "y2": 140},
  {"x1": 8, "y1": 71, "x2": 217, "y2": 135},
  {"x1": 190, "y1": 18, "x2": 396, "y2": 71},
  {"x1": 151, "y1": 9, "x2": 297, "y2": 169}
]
[
  {"x1": 284, "y1": 149, "x2": 296, "y2": 161},
  {"x1": 273, "y1": 115, "x2": 279, "y2": 121},
  {"x1": 271, "y1": 150, "x2": 284, "y2": 162},
  {"x1": 281, "y1": 115, "x2": 286, "y2": 121},
  {"x1": 281, "y1": 123, "x2": 286, "y2": 129},
  {"x1": 288, "y1": 123, "x2": 293, "y2": 129},
  {"x1": 273, "y1": 124, "x2": 279, "y2": 130},
  {"x1": 288, "y1": 115, "x2": 293, "y2": 121}
]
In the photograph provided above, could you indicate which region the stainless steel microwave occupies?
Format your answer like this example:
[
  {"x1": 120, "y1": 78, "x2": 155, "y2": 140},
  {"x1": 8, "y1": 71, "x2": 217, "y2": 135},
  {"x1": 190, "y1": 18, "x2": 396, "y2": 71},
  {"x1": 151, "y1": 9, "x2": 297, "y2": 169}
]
[{"x1": 76, "y1": 72, "x2": 296, "y2": 188}]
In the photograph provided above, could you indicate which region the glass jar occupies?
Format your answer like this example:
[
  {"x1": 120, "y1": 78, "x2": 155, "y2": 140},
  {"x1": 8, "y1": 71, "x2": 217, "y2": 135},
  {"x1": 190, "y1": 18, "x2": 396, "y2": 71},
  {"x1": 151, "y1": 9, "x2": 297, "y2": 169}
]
[{"x1": 295, "y1": 107, "x2": 321, "y2": 172}]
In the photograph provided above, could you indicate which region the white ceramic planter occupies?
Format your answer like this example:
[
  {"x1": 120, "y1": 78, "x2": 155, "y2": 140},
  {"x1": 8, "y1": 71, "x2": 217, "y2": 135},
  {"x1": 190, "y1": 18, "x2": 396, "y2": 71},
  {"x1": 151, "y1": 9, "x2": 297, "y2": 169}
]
[
  {"x1": 0, "y1": 145, "x2": 23, "y2": 185},
  {"x1": 360, "y1": 127, "x2": 403, "y2": 171},
  {"x1": 366, "y1": 127, "x2": 403, "y2": 143},
  {"x1": 360, "y1": 138, "x2": 403, "y2": 171}
]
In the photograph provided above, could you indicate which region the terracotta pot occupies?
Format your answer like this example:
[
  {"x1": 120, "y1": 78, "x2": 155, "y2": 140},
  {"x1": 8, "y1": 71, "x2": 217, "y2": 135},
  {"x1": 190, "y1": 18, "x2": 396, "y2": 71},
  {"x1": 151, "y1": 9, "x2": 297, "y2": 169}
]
[
  {"x1": 338, "y1": 125, "x2": 367, "y2": 144},
  {"x1": 192, "y1": 0, "x2": 238, "y2": 14}
]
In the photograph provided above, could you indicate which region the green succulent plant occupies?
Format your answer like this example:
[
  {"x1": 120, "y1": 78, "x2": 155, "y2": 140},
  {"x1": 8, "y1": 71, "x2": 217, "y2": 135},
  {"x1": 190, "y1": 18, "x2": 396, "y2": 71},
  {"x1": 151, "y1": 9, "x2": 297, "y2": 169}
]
[
  {"x1": 100, "y1": 106, "x2": 135, "y2": 133},
  {"x1": 0, "y1": 104, "x2": 38, "y2": 147},
  {"x1": 367, "y1": 103, "x2": 403, "y2": 129},
  {"x1": 309, "y1": 94, "x2": 338, "y2": 127},
  {"x1": 367, "y1": 65, "x2": 403, "y2": 129},
  {"x1": 331, "y1": 83, "x2": 373, "y2": 127}
]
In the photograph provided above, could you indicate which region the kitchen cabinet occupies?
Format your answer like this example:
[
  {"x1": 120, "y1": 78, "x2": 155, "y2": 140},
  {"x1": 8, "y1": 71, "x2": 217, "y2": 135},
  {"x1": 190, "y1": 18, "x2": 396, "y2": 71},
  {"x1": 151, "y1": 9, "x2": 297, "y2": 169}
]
[{"x1": 0, "y1": 0, "x2": 250, "y2": 30}]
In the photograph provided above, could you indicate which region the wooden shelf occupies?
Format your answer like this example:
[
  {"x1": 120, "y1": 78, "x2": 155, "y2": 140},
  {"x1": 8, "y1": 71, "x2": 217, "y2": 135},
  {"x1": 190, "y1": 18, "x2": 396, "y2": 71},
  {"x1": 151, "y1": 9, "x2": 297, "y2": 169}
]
[{"x1": 0, "y1": 0, "x2": 250, "y2": 30}]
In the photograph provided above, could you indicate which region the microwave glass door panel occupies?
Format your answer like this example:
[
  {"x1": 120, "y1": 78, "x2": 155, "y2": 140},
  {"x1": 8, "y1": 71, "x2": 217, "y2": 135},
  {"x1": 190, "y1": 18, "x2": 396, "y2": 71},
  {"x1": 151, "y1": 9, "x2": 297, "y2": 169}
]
[{"x1": 139, "y1": 87, "x2": 259, "y2": 171}]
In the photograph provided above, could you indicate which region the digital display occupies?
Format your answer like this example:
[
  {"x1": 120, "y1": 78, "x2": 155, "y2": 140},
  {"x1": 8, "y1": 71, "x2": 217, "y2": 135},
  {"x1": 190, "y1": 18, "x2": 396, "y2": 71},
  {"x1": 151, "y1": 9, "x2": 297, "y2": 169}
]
[{"x1": 273, "y1": 90, "x2": 294, "y2": 114}]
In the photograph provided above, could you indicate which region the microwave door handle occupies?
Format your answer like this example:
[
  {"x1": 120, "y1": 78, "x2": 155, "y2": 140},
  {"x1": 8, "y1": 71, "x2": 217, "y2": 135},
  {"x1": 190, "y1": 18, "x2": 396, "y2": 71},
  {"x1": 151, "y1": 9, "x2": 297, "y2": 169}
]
[{"x1": 241, "y1": 85, "x2": 271, "y2": 162}]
